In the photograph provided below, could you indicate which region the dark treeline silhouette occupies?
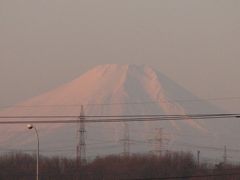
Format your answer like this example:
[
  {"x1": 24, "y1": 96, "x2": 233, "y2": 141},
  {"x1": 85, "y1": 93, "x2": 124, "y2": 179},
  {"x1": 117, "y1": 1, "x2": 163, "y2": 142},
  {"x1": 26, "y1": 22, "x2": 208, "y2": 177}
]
[{"x1": 0, "y1": 152, "x2": 240, "y2": 180}]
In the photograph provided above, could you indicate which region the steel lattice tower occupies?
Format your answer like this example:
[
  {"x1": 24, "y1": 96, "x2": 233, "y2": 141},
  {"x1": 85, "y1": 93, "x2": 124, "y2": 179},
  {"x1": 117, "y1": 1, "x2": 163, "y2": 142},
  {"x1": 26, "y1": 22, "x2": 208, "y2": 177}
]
[
  {"x1": 223, "y1": 145, "x2": 227, "y2": 164},
  {"x1": 155, "y1": 128, "x2": 163, "y2": 156},
  {"x1": 76, "y1": 105, "x2": 86, "y2": 166},
  {"x1": 153, "y1": 128, "x2": 170, "y2": 156},
  {"x1": 123, "y1": 123, "x2": 130, "y2": 156}
]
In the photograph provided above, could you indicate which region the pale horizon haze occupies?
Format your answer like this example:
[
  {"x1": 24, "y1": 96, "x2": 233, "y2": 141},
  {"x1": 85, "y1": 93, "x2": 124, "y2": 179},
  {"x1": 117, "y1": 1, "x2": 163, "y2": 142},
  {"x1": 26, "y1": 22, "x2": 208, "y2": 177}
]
[{"x1": 1, "y1": 0, "x2": 240, "y2": 112}]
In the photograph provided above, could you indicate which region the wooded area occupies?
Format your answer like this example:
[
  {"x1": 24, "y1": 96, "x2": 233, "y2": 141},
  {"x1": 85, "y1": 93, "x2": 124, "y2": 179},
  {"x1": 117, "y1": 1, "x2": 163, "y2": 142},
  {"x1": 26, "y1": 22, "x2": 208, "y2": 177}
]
[{"x1": 0, "y1": 152, "x2": 239, "y2": 180}]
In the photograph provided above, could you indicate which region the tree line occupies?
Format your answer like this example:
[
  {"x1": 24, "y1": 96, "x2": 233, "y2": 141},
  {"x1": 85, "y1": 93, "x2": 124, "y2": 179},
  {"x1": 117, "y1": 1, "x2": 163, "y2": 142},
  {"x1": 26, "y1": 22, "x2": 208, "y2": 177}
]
[{"x1": 0, "y1": 151, "x2": 239, "y2": 180}]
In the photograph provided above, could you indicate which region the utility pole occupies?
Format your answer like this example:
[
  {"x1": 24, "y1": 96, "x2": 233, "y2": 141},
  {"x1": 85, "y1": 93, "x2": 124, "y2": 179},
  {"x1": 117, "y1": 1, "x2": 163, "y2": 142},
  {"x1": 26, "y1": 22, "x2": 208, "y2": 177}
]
[
  {"x1": 76, "y1": 105, "x2": 87, "y2": 166},
  {"x1": 197, "y1": 150, "x2": 200, "y2": 167}
]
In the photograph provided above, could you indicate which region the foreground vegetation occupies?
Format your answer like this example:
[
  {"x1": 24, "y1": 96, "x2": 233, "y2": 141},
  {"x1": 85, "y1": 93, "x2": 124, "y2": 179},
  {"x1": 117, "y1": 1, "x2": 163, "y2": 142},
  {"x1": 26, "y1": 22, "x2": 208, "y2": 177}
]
[{"x1": 0, "y1": 152, "x2": 240, "y2": 179}]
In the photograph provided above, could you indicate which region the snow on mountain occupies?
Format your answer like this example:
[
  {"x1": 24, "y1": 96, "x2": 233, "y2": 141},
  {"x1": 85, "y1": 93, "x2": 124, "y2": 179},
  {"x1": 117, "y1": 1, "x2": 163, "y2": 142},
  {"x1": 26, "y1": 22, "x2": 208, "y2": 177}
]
[{"x1": 0, "y1": 64, "x2": 240, "y2": 158}]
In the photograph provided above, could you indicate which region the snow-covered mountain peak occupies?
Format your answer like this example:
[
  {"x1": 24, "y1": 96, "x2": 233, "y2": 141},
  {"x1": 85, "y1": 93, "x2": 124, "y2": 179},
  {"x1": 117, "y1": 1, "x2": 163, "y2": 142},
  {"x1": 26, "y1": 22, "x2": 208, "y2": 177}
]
[{"x1": 0, "y1": 64, "x2": 239, "y2": 157}]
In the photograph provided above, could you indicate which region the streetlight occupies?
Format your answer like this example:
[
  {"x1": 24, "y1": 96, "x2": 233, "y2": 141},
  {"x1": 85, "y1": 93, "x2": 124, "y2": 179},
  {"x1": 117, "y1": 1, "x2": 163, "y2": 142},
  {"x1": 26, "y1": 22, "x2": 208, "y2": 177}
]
[{"x1": 27, "y1": 124, "x2": 39, "y2": 180}]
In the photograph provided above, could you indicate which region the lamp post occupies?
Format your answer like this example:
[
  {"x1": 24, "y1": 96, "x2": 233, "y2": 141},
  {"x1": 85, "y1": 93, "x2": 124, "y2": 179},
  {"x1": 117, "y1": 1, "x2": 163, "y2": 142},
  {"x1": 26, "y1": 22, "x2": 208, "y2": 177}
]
[{"x1": 27, "y1": 124, "x2": 39, "y2": 180}]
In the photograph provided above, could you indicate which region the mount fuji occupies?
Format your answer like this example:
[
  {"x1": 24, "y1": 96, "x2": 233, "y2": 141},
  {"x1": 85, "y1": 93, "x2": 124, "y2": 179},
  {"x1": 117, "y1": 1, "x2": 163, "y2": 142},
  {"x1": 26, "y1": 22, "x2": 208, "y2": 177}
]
[{"x1": 0, "y1": 64, "x2": 239, "y2": 159}]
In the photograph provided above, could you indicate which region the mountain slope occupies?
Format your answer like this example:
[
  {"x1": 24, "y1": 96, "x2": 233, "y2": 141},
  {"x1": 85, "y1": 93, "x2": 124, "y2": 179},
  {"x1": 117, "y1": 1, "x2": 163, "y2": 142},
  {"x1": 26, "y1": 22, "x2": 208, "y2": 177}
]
[{"x1": 0, "y1": 64, "x2": 239, "y2": 158}]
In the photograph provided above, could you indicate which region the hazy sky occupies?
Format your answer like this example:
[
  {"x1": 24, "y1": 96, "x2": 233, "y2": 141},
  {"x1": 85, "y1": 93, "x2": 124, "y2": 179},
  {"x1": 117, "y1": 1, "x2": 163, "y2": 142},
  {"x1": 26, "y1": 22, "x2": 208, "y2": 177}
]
[{"x1": 1, "y1": 0, "x2": 240, "y2": 111}]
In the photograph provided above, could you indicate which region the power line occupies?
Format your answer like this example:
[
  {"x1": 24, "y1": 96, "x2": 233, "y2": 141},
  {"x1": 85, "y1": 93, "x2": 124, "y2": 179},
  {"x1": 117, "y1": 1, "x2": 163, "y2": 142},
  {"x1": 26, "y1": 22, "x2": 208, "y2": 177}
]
[
  {"x1": 0, "y1": 113, "x2": 240, "y2": 118},
  {"x1": 0, "y1": 113, "x2": 239, "y2": 124},
  {"x1": 2, "y1": 96, "x2": 240, "y2": 109},
  {"x1": 171, "y1": 140, "x2": 240, "y2": 153},
  {"x1": 132, "y1": 139, "x2": 240, "y2": 154},
  {"x1": 0, "y1": 143, "x2": 122, "y2": 153}
]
